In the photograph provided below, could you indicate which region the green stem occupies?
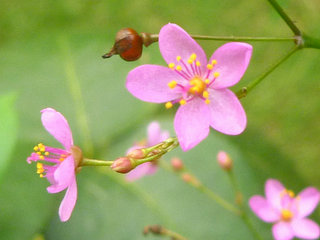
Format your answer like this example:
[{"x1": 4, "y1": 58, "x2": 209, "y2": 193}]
[
  {"x1": 267, "y1": 0, "x2": 301, "y2": 36},
  {"x1": 162, "y1": 228, "x2": 188, "y2": 240},
  {"x1": 303, "y1": 34, "x2": 320, "y2": 49},
  {"x1": 81, "y1": 158, "x2": 113, "y2": 167},
  {"x1": 236, "y1": 46, "x2": 299, "y2": 98},
  {"x1": 148, "y1": 34, "x2": 295, "y2": 44},
  {"x1": 241, "y1": 213, "x2": 264, "y2": 240},
  {"x1": 160, "y1": 161, "x2": 240, "y2": 216}
]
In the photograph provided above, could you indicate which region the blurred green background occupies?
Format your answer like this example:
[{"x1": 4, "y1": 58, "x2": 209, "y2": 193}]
[{"x1": 0, "y1": 0, "x2": 319, "y2": 239}]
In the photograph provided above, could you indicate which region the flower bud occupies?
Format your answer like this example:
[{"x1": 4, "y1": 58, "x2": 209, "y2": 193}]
[
  {"x1": 127, "y1": 149, "x2": 145, "y2": 159},
  {"x1": 171, "y1": 157, "x2": 184, "y2": 171},
  {"x1": 182, "y1": 173, "x2": 200, "y2": 187},
  {"x1": 111, "y1": 157, "x2": 135, "y2": 173},
  {"x1": 217, "y1": 151, "x2": 233, "y2": 171},
  {"x1": 103, "y1": 28, "x2": 143, "y2": 61}
]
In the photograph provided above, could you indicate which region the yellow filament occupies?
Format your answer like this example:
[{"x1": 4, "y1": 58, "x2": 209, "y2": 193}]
[
  {"x1": 179, "y1": 99, "x2": 186, "y2": 105},
  {"x1": 168, "y1": 80, "x2": 177, "y2": 89},
  {"x1": 169, "y1": 63, "x2": 175, "y2": 69},
  {"x1": 165, "y1": 102, "x2": 173, "y2": 109},
  {"x1": 203, "y1": 91, "x2": 209, "y2": 98},
  {"x1": 214, "y1": 72, "x2": 220, "y2": 78},
  {"x1": 207, "y1": 64, "x2": 213, "y2": 70},
  {"x1": 176, "y1": 65, "x2": 182, "y2": 71},
  {"x1": 176, "y1": 56, "x2": 181, "y2": 62},
  {"x1": 205, "y1": 99, "x2": 210, "y2": 104},
  {"x1": 211, "y1": 59, "x2": 217, "y2": 65}
]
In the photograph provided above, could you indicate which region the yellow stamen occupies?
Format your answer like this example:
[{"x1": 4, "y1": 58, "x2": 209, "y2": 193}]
[
  {"x1": 168, "y1": 63, "x2": 175, "y2": 69},
  {"x1": 37, "y1": 162, "x2": 43, "y2": 169},
  {"x1": 203, "y1": 91, "x2": 209, "y2": 98},
  {"x1": 287, "y1": 190, "x2": 295, "y2": 198},
  {"x1": 44, "y1": 152, "x2": 49, "y2": 156},
  {"x1": 190, "y1": 53, "x2": 197, "y2": 61},
  {"x1": 213, "y1": 72, "x2": 220, "y2": 78},
  {"x1": 211, "y1": 59, "x2": 217, "y2": 65},
  {"x1": 179, "y1": 99, "x2": 186, "y2": 105},
  {"x1": 38, "y1": 143, "x2": 44, "y2": 148},
  {"x1": 33, "y1": 146, "x2": 39, "y2": 151},
  {"x1": 39, "y1": 155, "x2": 44, "y2": 160},
  {"x1": 168, "y1": 80, "x2": 177, "y2": 89},
  {"x1": 40, "y1": 147, "x2": 45, "y2": 152},
  {"x1": 176, "y1": 56, "x2": 181, "y2": 62},
  {"x1": 207, "y1": 64, "x2": 213, "y2": 70},
  {"x1": 176, "y1": 65, "x2": 182, "y2": 71},
  {"x1": 281, "y1": 209, "x2": 293, "y2": 221},
  {"x1": 36, "y1": 151, "x2": 41, "y2": 156},
  {"x1": 205, "y1": 99, "x2": 210, "y2": 104},
  {"x1": 165, "y1": 102, "x2": 173, "y2": 109},
  {"x1": 37, "y1": 168, "x2": 44, "y2": 174},
  {"x1": 39, "y1": 174, "x2": 44, "y2": 178},
  {"x1": 59, "y1": 158, "x2": 65, "y2": 162},
  {"x1": 189, "y1": 77, "x2": 206, "y2": 94},
  {"x1": 204, "y1": 79, "x2": 210, "y2": 84},
  {"x1": 187, "y1": 59, "x2": 193, "y2": 64},
  {"x1": 196, "y1": 61, "x2": 201, "y2": 67}
]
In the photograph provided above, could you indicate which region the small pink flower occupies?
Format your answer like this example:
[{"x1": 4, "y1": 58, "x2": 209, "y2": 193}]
[
  {"x1": 249, "y1": 179, "x2": 320, "y2": 240},
  {"x1": 126, "y1": 23, "x2": 252, "y2": 151},
  {"x1": 27, "y1": 108, "x2": 81, "y2": 222},
  {"x1": 126, "y1": 121, "x2": 169, "y2": 181}
]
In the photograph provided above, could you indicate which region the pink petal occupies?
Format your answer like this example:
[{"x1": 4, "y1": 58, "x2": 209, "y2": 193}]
[
  {"x1": 209, "y1": 42, "x2": 252, "y2": 89},
  {"x1": 265, "y1": 179, "x2": 285, "y2": 210},
  {"x1": 249, "y1": 196, "x2": 280, "y2": 222},
  {"x1": 291, "y1": 218, "x2": 320, "y2": 239},
  {"x1": 47, "y1": 156, "x2": 75, "y2": 193},
  {"x1": 126, "y1": 65, "x2": 183, "y2": 103},
  {"x1": 59, "y1": 178, "x2": 77, "y2": 222},
  {"x1": 272, "y1": 222, "x2": 294, "y2": 240},
  {"x1": 174, "y1": 98, "x2": 210, "y2": 151},
  {"x1": 41, "y1": 108, "x2": 73, "y2": 150},
  {"x1": 207, "y1": 89, "x2": 246, "y2": 135},
  {"x1": 296, "y1": 187, "x2": 320, "y2": 218},
  {"x1": 147, "y1": 121, "x2": 162, "y2": 146},
  {"x1": 159, "y1": 23, "x2": 207, "y2": 73},
  {"x1": 126, "y1": 162, "x2": 158, "y2": 182}
]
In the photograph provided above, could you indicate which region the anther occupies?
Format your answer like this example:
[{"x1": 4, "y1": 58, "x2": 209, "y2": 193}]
[
  {"x1": 37, "y1": 162, "x2": 43, "y2": 169},
  {"x1": 36, "y1": 152, "x2": 41, "y2": 156},
  {"x1": 211, "y1": 59, "x2": 217, "y2": 65},
  {"x1": 39, "y1": 155, "x2": 44, "y2": 160},
  {"x1": 196, "y1": 61, "x2": 201, "y2": 67},
  {"x1": 168, "y1": 80, "x2": 177, "y2": 89},
  {"x1": 39, "y1": 174, "x2": 44, "y2": 178},
  {"x1": 205, "y1": 99, "x2": 210, "y2": 104},
  {"x1": 168, "y1": 63, "x2": 175, "y2": 69},
  {"x1": 165, "y1": 102, "x2": 173, "y2": 109},
  {"x1": 44, "y1": 152, "x2": 49, "y2": 156},
  {"x1": 33, "y1": 146, "x2": 39, "y2": 152},
  {"x1": 190, "y1": 53, "x2": 197, "y2": 61},
  {"x1": 281, "y1": 209, "x2": 293, "y2": 221},
  {"x1": 203, "y1": 91, "x2": 209, "y2": 98},
  {"x1": 176, "y1": 65, "x2": 182, "y2": 71},
  {"x1": 59, "y1": 158, "x2": 65, "y2": 162},
  {"x1": 204, "y1": 79, "x2": 210, "y2": 84},
  {"x1": 207, "y1": 64, "x2": 213, "y2": 70},
  {"x1": 176, "y1": 56, "x2": 181, "y2": 62},
  {"x1": 179, "y1": 99, "x2": 186, "y2": 105},
  {"x1": 213, "y1": 72, "x2": 220, "y2": 78}
]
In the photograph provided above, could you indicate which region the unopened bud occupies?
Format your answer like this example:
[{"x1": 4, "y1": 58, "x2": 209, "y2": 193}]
[
  {"x1": 103, "y1": 28, "x2": 143, "y2": 61},
  {"x1": 182, "y1": 173, "x2": 200, "y2": 187},
  {"x1": 111, "y1": 157, "x2": 135, "y2": 173},
  {"x1": 127, "y1": 149, "x2": 145, "y2": 159},
  {"x1": 217, "y1": 151, "x2": 233, "y2": 171},
  {"x1": 171, "y1": 157, "x2": 184, "y2": 171}
]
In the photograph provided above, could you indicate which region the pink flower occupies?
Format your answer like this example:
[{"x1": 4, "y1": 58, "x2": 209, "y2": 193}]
[
  {"x1": 27, "y1": 108, "x2": 81, "y2": 222},
  {"x1": 126, "y1": 121, "x2": 169, "y2": 181},
  {"x1": 126, "y1": 23, "x2": 252, "y2": 151},
  {"x1": 249, "y1": 179, "x2": 320, "y2": 240}
]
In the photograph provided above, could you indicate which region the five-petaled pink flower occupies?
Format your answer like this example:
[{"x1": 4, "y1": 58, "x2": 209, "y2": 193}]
[
  {"x1": 249, "y1": 179, "x2": 320, "y2": 240},
  {"x1": 126, "y1": 23, "x2": 252, "y2": 151},
  {"x1": 126, "y1": 121, "x2": 169, "y2": 181},
  {"x1": 27, "y1": 108, "x2": 81, "y2": 222}
]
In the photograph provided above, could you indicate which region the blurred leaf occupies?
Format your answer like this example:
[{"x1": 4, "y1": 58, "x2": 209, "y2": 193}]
[{"x1": 0, "y1": 92, "x2": 18, "y2": 183}]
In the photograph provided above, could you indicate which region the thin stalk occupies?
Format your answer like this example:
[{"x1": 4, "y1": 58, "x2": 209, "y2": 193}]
[
  {"x1": 236, "y1": 46, "x2": 299, "y2": 99},
  {"x1": 162, "y1": 228, "x2": 187, "y2": 240},
  {"x1": 81, "y1": 158, "x2": 113, "y2": 167},
  {"x1": 267, "y1": 0, "x2": 301, "y2": 36},
  {"x1": 148, "y1": 34, "x2": 295, "y2": 43}
]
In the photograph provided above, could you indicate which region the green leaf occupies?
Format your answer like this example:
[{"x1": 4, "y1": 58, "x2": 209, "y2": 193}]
[{"x1": 0, "y1": 92, "x2": 18, "y2": 183}]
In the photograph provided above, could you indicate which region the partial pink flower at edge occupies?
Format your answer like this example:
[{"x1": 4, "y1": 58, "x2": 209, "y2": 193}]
[
  {"x1": 126, "y1": 23, "x2": 252, "y2": 151},
  {"x1": 125, "y1": 121, "x2": 169, "y2": 181},
  {"x1": 27, "y1": 108, "x2": 80, "y2": 222},
  {"x1": 249, "y1": 179, "x2": 320, "y2": 240}
]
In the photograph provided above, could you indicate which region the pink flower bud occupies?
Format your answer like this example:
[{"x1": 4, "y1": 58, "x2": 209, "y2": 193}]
[
  {"x1": 171, "y1": 157, "x2": 184, "y2": 171},
  {"x1": 111, "y1": 157, "x2": 135, "y2": 173},
  {"x1": 181, "y1": 173, "x2": 200, "y2": 187},
  {"x1": 127, "y1": 149, "x2": 145, "y2": 159},
  {"x1": 217, "y1": 151, "x2": 233, "y2": 171}
]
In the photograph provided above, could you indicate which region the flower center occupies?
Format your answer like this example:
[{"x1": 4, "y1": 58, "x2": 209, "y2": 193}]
[
  {"x1": 189, "y1": 76, "x2": 206, "y2": 95},
  {"x1": 165, "y1": 53, "x2": 220, "y2": 109},
  {"x1": 281, "y1": 209, "x2": 293, "y2": 221}
]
